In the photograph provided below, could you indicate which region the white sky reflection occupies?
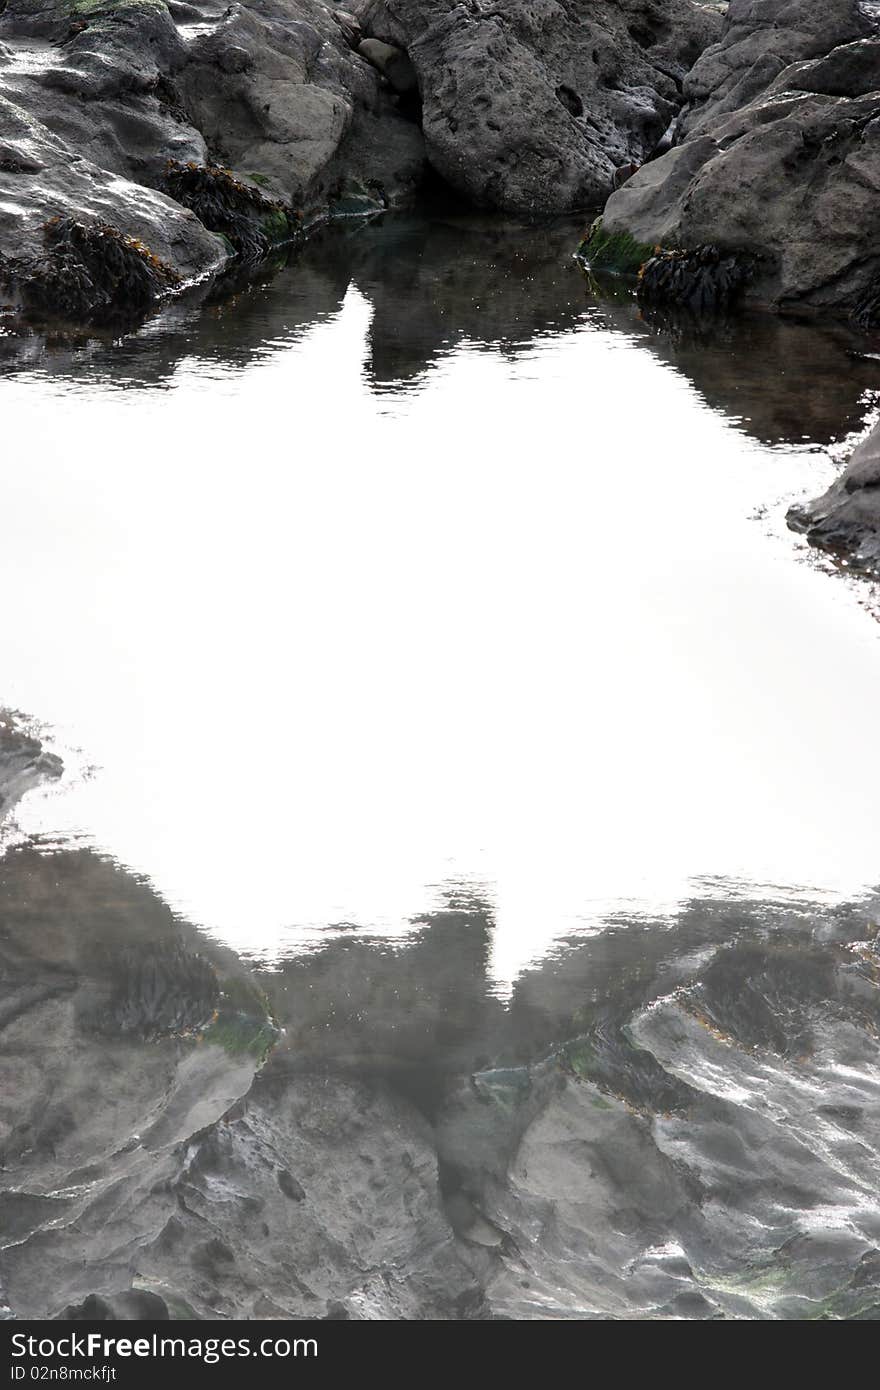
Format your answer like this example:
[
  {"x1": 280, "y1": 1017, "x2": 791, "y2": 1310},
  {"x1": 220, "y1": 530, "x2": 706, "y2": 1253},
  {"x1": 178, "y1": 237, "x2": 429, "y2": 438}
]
[{"x1": 2, "y1": 283, "x2": 880, "y2": 990}]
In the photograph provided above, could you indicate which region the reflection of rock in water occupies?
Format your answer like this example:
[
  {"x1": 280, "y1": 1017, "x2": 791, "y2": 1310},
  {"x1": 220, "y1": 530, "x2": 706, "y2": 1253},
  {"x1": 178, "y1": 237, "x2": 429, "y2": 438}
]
[
  {"x1": 80, "y1": 943, "x2": 219, "y2": 1041},
  {"x1": 1, "y1": 212, "x2": 877, "y2": 448},
  {"x1": 0, "y1": 843, "x2": 479, "y2": 1319},
  {"x1": 2, "y1": 721, "x2": 880, "y2": 1319},
  {"x1": 0, "y1": 713, "x2": 62, "y2": 818}
]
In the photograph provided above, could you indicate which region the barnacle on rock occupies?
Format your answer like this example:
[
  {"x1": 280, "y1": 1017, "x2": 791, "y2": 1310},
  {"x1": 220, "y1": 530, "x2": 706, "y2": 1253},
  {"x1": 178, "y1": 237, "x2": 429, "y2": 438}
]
[
  {"x1": 18, "y1": 217, "x2": 179, "y2": 325},
  {"x1": 163, "y1": 161, "x2": 298, "y2": 261}
]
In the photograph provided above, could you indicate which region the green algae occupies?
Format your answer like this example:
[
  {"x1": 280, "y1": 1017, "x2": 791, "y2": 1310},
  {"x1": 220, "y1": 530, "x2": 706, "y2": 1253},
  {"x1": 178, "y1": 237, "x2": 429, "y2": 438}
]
[{"x1": 578, "y1": 219, "x2": 655, "y2": 276}]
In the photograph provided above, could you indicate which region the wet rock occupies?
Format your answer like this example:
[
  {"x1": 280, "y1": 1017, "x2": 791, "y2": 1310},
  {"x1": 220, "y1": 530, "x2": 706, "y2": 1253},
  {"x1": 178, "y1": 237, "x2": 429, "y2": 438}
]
[
  {"x1": 0, "y1": 0, "x2": 427, "y2": 322},
  {"x1": 0, "y1": 82, "x2": 225, "y2": 319},
  {"x1": 595, "y1": 5, "x2": 880, "y2": 316},
  {"x1": 4, "y1": 831, "x2": 880, "y2": 1319},
  {"x1": 333, "y1": 9, "x2": 362, "y2": 50},
  {"x1": 357, "y1": 0, "x2": 721, "y2": 213},
  {"x1": 788, "y1": 417, "x2": 880, "y2": 574}
]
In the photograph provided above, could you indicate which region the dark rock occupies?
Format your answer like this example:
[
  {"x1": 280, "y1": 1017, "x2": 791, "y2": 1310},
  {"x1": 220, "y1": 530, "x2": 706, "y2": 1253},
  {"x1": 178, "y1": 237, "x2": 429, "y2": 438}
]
[
  {"x1": 0, "y1": 712, "x2": 62, "y2": 816},
  {"x1": 0, "y1": 0, "x2": 428, "y2": 321},
  {"x1": 333, "y1": 9, "x2": 362, "y2": 50},
  {"x1": 358, "y1": 0, "x2": 721, "y2": 213},
  {"x1": 788, "y1": 418, "x2": 880, "y2": 573},
  {"x1": 277, "y1": 1168, "x2": 306, "y2": 1201},
  {"x1": 358, "y1": 37, "x2": 417, "y2": 97},
  {"x1": 596, "y1": 4, "x2": 880, "y2": 316}
]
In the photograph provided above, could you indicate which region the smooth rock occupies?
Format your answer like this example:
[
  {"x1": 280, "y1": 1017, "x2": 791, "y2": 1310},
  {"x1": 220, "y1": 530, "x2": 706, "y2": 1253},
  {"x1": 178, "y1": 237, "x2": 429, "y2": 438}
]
[{"x1": 358, "y1": 36, "x2": 417, "y2": 96}]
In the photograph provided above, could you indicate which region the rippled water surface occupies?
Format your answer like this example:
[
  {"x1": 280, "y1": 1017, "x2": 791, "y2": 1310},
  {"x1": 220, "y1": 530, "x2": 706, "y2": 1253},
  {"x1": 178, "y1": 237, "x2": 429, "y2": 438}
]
[
  {"x1": 4, "y1": 215, "x2": 880, "y2": 1320},
  {"x1": 3, "y1": 214, "x2": 880, "y2": 984}
]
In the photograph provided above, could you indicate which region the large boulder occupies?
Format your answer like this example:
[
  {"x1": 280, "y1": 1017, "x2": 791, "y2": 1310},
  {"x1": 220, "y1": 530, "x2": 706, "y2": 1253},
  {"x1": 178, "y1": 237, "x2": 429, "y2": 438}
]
[
  {"x1": 357, "y1": 0, "x2": 722, "y2": 213},
  {"x1": 590, "y1": 2, "x2": 880, "y2": 317},
  {"x1": 681, "y1": 0, "x2": 870, "y2": 136},
  {"x1": 0, "y1": 0, "x2": 427, "y2": 321}
]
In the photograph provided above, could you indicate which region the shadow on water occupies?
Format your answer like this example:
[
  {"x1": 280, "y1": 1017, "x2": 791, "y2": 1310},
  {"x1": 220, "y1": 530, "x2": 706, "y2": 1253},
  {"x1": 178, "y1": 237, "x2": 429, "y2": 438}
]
[{"x1": 1, "y1": 210, "x2": 878, "y2": 448}]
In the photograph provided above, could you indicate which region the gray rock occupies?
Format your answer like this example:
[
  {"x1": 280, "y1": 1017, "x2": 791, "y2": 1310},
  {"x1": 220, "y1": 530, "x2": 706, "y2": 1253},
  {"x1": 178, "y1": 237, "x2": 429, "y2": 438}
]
[
  {"x1": 358, "y1": 0, "x2": 721, "y2": 213},
  {"x1": 681, "y1": 0, "x2": 870, "y2": 137},
  {"x1": 358, "y1": 36, "x2": 417, "y2": 96},
  {"x1": 596, "y1": 5, "x2": 880, "y2": 315},
  {"x1": 3, "y1": 815, "x2": 880, "y2": 1320},
  {"x1": 788, "y1": 418, "x2": 880, "y2": 573},
  {"x1": 333, "y1": 8, "x2": 363, "y2": 49},
  {"x1": 0, "y1": 0, "x2": 428, "y2": 321}
]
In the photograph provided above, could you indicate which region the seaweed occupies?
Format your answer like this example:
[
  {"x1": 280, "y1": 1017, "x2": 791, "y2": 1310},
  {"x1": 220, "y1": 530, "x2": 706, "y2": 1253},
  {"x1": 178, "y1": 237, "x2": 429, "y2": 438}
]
[
  {"x1": 81, "y1": 943, "x2": 220, "y2": 1041},
  {"x1": 18, "y1": 216, "x2": 179, "y2": 325},
  {"x1": 638, "y1": 244, "x2": 753, "y2": 316},
  {"x1": 851, "y1": 277, "x2": 880, "y2": 331},
  {"x1": 163, "y1": 161, "x2": 298, "y2": 261},
  {"x1": 559, "y1": 1024, "x2": 695, "y2": 1115}
]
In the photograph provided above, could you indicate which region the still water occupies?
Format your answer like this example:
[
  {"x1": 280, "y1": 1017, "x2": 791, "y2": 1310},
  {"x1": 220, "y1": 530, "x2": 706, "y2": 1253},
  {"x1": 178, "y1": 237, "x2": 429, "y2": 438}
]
[
  {"x1": 4, "y1": 215, "x2": 880, "y2": 1321},
  {"x1": 2, "y1": 213, "x2": 880, "y2": 989}
]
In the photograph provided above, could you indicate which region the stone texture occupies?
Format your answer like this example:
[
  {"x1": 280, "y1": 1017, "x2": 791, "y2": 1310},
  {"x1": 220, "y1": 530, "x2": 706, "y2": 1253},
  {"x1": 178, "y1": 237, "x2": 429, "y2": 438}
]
[
  {"x1": 788, "y1": 417, "x2": 880, "y2": 573},
  {"x1": 595, "y1": 3, "x2": 880, "y2": 316},
  {"x1": 357, "y1": 0, "x2": 721, "y2": 213},
  {"x1": 0, "y1": 0, "x2": 427, "y2": 319}
]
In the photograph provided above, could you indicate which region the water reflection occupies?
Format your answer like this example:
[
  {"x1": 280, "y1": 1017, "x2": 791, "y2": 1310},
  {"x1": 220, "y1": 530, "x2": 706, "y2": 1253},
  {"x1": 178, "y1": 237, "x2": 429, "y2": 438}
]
[
  {"x1": 1, "y1": 212, "x2": 880, "y2": 987},
  {"x1": 2, "y1": 213, "x2": 878, "y2": 447},
  {"x1": 2, "y1": 835, "x2": 879, "y2": 1319},
  {"x1": 3, "y1": 209, "x2": 880, "y2": 1319}
]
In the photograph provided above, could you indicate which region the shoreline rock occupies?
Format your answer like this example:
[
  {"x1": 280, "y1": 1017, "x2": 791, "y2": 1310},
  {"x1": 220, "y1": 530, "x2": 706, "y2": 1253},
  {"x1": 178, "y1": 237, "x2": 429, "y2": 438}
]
[
  {"x1": 581, "y1": 2, "x2": 880, "y2": 321},
  {"x1": 0, "y1": 0, "x2": 729, "y2": 325},
  {"x1": 788, "y1": 418, "x2": 880, "y2": 573},
  {"x1": 0, "y1": 0, "x2": 428, "y2": 325}
]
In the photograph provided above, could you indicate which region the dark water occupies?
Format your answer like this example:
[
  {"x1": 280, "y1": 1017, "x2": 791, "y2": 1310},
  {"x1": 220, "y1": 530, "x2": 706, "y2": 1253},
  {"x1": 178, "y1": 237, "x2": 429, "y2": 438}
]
[{"x1": 2, "y1": 214, "x2": 880, "y2": 1319}]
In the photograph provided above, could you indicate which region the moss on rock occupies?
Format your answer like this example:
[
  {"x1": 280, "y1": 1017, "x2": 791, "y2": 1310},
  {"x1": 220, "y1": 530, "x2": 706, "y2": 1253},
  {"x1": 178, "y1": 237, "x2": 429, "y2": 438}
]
[
  {"x1": 202, "y1": 973, "x2": 279, "y2": 1062},
  {"x1": 578, "y1": 219, "x2": 655, "y2": 276}
]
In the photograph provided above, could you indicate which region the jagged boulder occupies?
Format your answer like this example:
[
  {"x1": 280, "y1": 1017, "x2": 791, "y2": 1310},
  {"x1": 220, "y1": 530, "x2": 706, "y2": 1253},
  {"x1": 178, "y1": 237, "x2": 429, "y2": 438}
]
[
  {"x1": 357, "y1": 0, "x2": 722, "y2": 213},
  {"x1": 588, "y1": 3, "x2": 880, "y2": 317},
  {"x1": 681, "y1": 0, "x2": 870, "y2": 136}
]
